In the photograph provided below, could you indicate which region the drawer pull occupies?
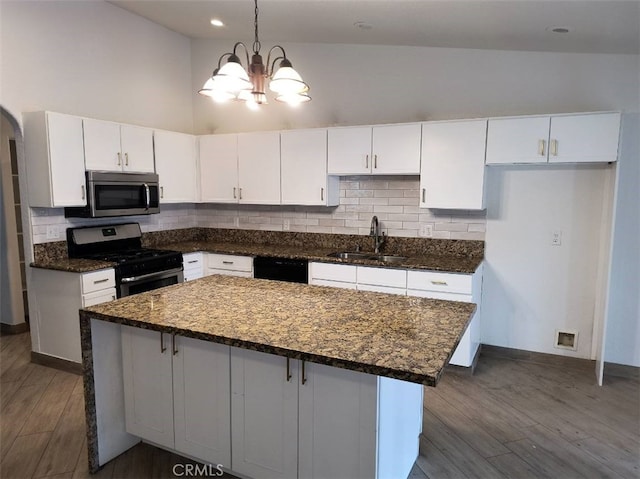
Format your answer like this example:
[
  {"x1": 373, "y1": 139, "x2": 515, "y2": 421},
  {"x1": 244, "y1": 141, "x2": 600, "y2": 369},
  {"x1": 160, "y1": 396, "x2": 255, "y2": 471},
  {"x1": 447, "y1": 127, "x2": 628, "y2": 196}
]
[
  {"x1": 125, "y1": 153, "x2": 129, "y2": 166},
  {"x1": 550, "y1": 139, "x2": 558, "y2": 156},
  {"x1": 117, "y1": 152, "x2": 121, "y2": 166},
  {"x1": 222, "y1": 261, "x2": 234, "y2": 265},
  {"x1": 160, "y1": 332, "x2": 166, "y2": 353},
  {"x1": 365, "y1": 154, "x2": 369, "y2": 169},
  {"x1": 538, "y1": 139, "x2": 546, "y2": 156},
  {"x1": 431, "y1": 280, "x2": 448, "y2": 286},
  {"x1": 301, "y1": 360, "x2": 307, "y2": 385},
  {"x1": 81, "y1": 185, "x2": 85, "y2": 200},
  {"x1": 171, "y1": 333, "x2": 178, "y2": 355},
  {"x1": 286, "y1": 357, "x2": 292, "y2": 382},
  {"x1": 187, "y1": 260, "x2": 198, "y2": 264},
  {"x1": 233, "y1": 187, "x2": 237, "y2": 199},
  {"x1": 422, "y1": 188, "x2": 426, "y2": 203},
  {"x1": 93, "y1": 278, "x2": 109, "y2": 284},
  {"x1": 374, "y1": 154, "x2": 378, "y2": 169},
  {"x1": 160, "y1": 186, "x2": 164, "y2": 199}
]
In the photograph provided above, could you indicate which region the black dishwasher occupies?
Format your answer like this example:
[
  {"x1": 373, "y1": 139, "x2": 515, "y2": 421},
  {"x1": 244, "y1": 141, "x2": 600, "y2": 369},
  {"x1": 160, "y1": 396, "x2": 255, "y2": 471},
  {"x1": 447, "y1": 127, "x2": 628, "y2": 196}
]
[{"x1": 253, "y1": 256, "x2": 308, "y2": 284}]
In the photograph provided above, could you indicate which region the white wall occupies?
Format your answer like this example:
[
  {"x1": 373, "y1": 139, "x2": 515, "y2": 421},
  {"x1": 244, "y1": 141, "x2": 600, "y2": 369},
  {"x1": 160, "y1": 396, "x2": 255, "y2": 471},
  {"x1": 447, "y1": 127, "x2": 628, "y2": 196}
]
[
  {"x1": 0, "y1": 0, "x2": 193, "y2": 133},
  {"x1": 482, "y1": 165, "x2": 611, "y2": 359},
  {"x1": 191, "y1": 40, "x2": 639, "y2": 134},
  {"x1": 604, "y1": 114, "x2": 640, "y2": 367}
]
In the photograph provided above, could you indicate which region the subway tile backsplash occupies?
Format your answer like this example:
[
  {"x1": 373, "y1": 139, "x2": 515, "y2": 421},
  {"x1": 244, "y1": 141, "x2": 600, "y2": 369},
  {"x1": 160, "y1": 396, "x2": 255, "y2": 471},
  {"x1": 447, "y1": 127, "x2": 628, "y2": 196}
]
[{"x1": 30, "y1": 176, "x2": 486, "y2": 244}]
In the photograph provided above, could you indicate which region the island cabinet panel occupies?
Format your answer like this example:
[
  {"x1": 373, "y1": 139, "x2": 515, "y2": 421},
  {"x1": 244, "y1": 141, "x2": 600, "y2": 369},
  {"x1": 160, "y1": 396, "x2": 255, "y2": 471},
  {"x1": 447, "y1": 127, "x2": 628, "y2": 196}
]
[
  {"x1": 230, "y1": 347, "x2": 299, "y2": 479},
  {"x1": 121, "y1": 326, "x2": 232, "y2": 466},
  {"x1": 121, "y1": 326, "x2": 174, "y2": 450},
  {"x1": 298, "y1": 361, "x2": 377, "y2": 479}
]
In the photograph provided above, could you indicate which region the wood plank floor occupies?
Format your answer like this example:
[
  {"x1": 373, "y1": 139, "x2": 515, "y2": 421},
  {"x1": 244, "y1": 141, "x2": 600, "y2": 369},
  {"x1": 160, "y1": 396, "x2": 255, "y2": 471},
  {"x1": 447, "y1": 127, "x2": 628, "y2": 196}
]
[{"x1": 1, "y1": 332, "x2": 638, "y2": 478}]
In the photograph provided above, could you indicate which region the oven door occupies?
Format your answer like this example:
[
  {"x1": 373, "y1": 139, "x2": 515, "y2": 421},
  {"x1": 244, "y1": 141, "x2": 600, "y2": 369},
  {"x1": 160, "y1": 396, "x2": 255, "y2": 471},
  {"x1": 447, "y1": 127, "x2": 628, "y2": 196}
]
[
  {"x1": 91, "y1": 181, "x2": 160, "y2": 217},
  {"x1": 119, "y1": 268, "x2": 184, "y2": 297}
]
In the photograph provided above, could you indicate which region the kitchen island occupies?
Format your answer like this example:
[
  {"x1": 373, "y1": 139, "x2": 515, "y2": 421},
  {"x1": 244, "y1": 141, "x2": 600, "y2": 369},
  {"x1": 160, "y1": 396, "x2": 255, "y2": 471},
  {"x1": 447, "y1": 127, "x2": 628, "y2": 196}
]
[{"x1": 80, "y1": 274, "x2": 476, "y2": 479}]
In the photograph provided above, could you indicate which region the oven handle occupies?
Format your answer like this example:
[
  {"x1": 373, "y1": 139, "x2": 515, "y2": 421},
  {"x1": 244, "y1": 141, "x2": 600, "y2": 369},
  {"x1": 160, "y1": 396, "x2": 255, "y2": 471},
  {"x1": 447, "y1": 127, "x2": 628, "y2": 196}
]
[
  {"x1": 120, "y1": 267, "x2": 183, "y2": 284},
  {"x1": 143, "y1": 183, "x2": 150, "y2": 210}
]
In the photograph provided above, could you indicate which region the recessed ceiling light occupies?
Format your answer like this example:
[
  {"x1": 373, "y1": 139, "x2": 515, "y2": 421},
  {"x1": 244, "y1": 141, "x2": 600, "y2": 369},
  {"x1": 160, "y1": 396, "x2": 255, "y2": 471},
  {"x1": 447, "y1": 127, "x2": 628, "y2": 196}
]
[
  {"x1": 546, "y1": 26, "x2": 572, "y2": 34},
  {"x1": 354, "y1": 21, "x2": 373, "y2": 31},
  {"x1": 210, "y1": 18, "x2": 224, "y2": 27}
]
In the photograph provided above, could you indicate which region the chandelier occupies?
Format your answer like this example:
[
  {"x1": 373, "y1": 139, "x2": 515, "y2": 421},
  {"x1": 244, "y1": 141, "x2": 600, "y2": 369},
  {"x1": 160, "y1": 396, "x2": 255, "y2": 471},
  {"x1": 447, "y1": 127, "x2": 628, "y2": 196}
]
[{"x1": 198, "y1": 0, "x2": 310, "y2": 109}]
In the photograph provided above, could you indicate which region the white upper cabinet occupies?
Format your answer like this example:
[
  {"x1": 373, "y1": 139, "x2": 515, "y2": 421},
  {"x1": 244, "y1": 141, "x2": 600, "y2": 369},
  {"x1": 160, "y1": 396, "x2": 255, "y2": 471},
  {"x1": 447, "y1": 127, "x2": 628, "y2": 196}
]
[
  {"x1": 280, "y1": 129, "x2": 339, "y2": 206},
  {"x1": 486, "y1": 116, "x2": 550, "y2": 164},
  {"x1": 238, "y1": 131, "x2": 281, "y2": 204},
  {"x1": 548, "y1": 113, "x2": 621, "y2": 163},
  {"x1": 420, "y1": 120, "x2": 488, "y2": 210},
  {"x1": 154, "y1": 130, "x2": 197, "y2": 203},
  {"x1": 83, "y1": 118, "x2": 154, "y2": 173},
  {"x1": 199, "y1": 134, "x2": 239, "y2": 203},
  {"x1": 23, "y1": 111, "x2": 87, "y2": 207},
  {"x1": 327, "y1": 124, "x2": 421, "y2": 175},
  {"x1": 486, "y1": 112, "x2": 620, "y2": 164}
]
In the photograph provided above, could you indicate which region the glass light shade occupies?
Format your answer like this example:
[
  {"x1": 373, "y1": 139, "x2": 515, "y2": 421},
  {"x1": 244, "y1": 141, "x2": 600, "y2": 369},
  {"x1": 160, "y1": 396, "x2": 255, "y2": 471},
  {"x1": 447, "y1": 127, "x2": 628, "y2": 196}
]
[
  {"x1": 269, "y1": 66, "x2": 309, "y2": 95},
  {"x1": 199, "y1": 77, "x2": 236, "y2": 102},
  {"x1": 217, "y1": 61, "x2": 252, "y2": 92},
  {"x1": 275, "y1": 93, "x2": 311, "y2": 105}
]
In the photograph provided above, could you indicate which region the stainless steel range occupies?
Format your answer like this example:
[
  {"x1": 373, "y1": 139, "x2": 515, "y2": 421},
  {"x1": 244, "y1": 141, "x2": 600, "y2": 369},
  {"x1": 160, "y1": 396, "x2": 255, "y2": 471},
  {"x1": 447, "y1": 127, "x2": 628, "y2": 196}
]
[{"x1": 67, "y1": 223, "x2": 183, "y2": 298}]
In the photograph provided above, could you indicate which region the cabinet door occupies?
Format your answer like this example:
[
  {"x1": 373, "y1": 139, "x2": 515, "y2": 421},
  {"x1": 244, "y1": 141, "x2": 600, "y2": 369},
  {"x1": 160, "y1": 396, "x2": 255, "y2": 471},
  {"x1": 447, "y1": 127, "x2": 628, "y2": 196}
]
[
  {"x1": 46, "y1": 112, "x2": 87, "y2": 206},
  {"x1": 298, "y1": 361, "x2": 377, "y2": 479},
  {"x1": 120, "y1": 124, "x2": 155, "y2": 173},
  {"x1": 281, "y1": 129, "x2": 330, "y2": 205},
  {"x1": 327, "y1": 126, "x2": 372, "y2": 175},
  {"x1": 173, "y1": 336, "x2": 231, "y2": 466},
  {"x1": 420, "y1": 120, "x2": 487, "y2": 210},
  {"x1": 83, "y1": 118, "x2": 122, "y2": 171},
  {"x1": 549, "y1": 113, "x2": 621, "y2": 163},
  {"x1": 121, "y1": 326, "x2": 174, "y2": 449},
  {"x1": 231, "y1": 348, "x2": 298, "y2": 479},
  {"x1": 199, "y1": 134, "x2": 239, "y2": 203},
  {"x1": 372, "y1": 123, "x2": 421, "y2": 174},
  {"x1": 155, "y1": 130, "x2": 197, "y2": 202},
  {"x1": 238, "y1": 131, "x2": 281, "y2": 204},
  {"x1": 485, "y1": 116, "x2": 550, "y2": 164}
]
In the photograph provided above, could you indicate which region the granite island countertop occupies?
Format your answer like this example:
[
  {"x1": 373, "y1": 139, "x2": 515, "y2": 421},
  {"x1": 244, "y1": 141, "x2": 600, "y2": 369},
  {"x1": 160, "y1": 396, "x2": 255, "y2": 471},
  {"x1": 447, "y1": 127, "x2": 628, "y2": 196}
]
[{"x1": 80, "y1": 274, "x2": 476, "y2": 386}]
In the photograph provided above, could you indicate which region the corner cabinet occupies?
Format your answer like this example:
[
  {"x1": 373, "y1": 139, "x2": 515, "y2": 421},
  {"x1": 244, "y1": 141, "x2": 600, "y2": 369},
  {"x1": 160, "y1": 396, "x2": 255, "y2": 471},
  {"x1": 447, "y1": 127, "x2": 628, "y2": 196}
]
[
  {"x1": 23, "y1": 111, "x2": 87, "y2": 207},
  {"x1": 121, "y1": 326, "x2": 232, "y2": 466},
  {"x1": 419, "y1": 119, "x2": 488, "y2": 210},
  {"x1": 280, "y1": 129, "x2": 339, "y2": 206},
  {"x1": 83, "y1": 118, "x2": 155, "y2": 173},
  {"x1": 327, "y1": 123, "x2": 421, "y2": 175},
  {"x1": 154, "y1": 130, "x2": 197, "y2": 202},
  {"x1": 486, "y1": 112, "x2": 621, "y2": 164}
]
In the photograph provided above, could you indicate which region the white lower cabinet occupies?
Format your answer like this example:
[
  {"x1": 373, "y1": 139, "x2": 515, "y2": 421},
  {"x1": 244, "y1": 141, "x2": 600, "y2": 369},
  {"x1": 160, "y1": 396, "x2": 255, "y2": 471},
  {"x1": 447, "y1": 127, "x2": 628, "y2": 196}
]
[
  {"x1": 121, "y1": 326, "x2": 231, "y2": 465},
  {"x1": 205, "y1": 253, "x2": 253, "y2": 278},
  {"x1": 182, "y1": 252, "x2": 204, "y2": 282}
]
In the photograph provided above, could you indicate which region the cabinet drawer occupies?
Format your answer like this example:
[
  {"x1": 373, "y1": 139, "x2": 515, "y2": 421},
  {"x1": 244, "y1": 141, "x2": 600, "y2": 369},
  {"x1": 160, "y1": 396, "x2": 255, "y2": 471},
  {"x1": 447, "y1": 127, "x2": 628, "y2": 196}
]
[
  {"x1": 82, "y1": 288, "x2": 117, "y2": 307},
  {"x1": 207, "y1": 254, "x2": 253, "y2": 272},
  {"x1": 357, "y1": 284, "x2": 406, "y2": 296},
  {"x1": 81, "y1": 269, "x2": 116, "y2": 294},
  {"x1": 309, "y1": 262, "x2": 357, "y2": 283},
  {"x1": 406, "y1": 270, "x2": 472, "y2": 295},
  {"x1": 183, "y1": 252, "x2": 203, "y2": 269},
  {"x1": 357, "y1": 267, "x2": 407, "y2": 289},
  {"x1": 208, "y1": 269, "x2": 252, "y2": 278},
  {"x1": 407, "y1": 289, "x2": 472, "y2": 303},
  {"x1": 310, "y1": 279, "x2": 357, "y2": 290}
]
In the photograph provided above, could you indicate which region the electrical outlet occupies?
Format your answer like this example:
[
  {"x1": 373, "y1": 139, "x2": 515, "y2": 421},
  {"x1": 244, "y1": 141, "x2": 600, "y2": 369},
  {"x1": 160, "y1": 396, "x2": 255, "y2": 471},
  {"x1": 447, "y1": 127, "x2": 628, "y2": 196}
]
[
  {"x1": 283, "y1": 219, "x2": 290, "y2": 231},
  {"x1": 551, "y1": 230, "x2": 562, "y2": 246},
  {"x1": 419, "y1": 224, "x2": 433, "y2": 237},
  {"x1": 46, "y1": 225, "x2": 59, "y2": 240}
]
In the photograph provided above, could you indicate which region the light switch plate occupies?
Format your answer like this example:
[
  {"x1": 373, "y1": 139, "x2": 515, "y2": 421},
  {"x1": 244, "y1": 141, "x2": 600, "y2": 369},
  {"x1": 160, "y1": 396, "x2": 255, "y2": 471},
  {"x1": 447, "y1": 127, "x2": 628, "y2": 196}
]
[
  {"x1": 419, "y1": 224, "x2": 433, "y2": 237},
  {"x1": 283, "y1": 219, "x2": 290, "y2": 231},
  {"x1": 552, "y1": 230, "x2": 562, "y2": 246}
]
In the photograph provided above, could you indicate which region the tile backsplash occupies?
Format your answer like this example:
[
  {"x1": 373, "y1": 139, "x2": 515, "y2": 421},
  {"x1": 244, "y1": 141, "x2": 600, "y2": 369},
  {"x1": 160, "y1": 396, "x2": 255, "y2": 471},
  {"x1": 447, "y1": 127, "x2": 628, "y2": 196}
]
[{"x1": 30, "y1": 176, "x2": 485, "y2": 244}]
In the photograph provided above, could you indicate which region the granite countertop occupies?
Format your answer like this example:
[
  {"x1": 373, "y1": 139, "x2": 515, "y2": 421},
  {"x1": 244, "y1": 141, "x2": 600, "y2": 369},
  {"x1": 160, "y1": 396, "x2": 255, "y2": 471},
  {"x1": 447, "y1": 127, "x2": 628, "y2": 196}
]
[
  {"x1": 81, "y1": 275, "x2": 476, "y2": 386},
  {"x1": 158, "y1": 240, "x2": 483, "y2": 273},
  {"x1": 30, "y1": 257, "x2": 117, "y2": 273}
]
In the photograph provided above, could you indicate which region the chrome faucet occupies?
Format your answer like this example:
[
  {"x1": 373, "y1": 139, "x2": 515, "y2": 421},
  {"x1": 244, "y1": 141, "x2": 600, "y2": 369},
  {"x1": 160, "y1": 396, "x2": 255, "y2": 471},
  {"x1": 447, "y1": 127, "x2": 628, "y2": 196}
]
[{"x1": 369, "y1": 216, "x2": 385, "y2": 254}]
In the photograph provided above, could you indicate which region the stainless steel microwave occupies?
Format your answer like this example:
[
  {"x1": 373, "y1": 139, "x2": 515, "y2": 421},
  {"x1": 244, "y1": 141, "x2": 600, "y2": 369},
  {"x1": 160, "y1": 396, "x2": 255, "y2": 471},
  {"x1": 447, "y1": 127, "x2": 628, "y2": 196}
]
[{"x1": 65, "y1": 171, "x2": 160, "y2": 218}]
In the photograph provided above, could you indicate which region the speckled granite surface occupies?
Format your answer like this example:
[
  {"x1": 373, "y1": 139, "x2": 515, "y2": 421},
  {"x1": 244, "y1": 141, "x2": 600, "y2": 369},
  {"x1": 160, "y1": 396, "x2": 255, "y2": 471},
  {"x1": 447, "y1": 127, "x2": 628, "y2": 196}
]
[
  {"x1": 32, "y1": 227, "x2": 484, "y2": 273},
  {"x1": 81, "y1": 275, "x2": 476, "y2": 386}
]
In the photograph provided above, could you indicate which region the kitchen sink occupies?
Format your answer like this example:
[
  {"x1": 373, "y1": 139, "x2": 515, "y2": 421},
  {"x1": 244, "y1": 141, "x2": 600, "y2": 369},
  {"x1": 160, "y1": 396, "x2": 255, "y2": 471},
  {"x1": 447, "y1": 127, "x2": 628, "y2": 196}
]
[{"x1": 327, "y1": 252, "x2": 407, "y2": 264}]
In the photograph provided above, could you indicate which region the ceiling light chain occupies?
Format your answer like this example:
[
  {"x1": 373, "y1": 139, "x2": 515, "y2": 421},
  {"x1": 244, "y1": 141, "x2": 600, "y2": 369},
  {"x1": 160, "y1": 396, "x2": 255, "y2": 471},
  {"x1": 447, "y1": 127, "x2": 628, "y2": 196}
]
[{"x1": 198, "y1": 0, "x2": 310, "y2": 108}]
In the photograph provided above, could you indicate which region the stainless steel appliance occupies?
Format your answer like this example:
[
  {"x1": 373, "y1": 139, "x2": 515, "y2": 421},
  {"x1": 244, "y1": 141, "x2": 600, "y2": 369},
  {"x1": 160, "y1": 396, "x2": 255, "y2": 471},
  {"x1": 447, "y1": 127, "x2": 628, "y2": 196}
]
[
  {"x1": 253, "y1": 256, "x2": 308, "y2": 283},
  {"x1": 65, "y1": 171, "x2": 160, "y2": 218},
  {"x1": 67, "y1": 223, "x2": 183, "y2": 297}
]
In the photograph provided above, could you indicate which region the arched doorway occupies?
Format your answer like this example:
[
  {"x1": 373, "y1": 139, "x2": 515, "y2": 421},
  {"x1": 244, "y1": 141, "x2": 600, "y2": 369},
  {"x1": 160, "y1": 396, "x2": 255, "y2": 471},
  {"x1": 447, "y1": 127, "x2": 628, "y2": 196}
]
[{"x1": 1, "y1": 107, "x2": 29, "y2": 333}]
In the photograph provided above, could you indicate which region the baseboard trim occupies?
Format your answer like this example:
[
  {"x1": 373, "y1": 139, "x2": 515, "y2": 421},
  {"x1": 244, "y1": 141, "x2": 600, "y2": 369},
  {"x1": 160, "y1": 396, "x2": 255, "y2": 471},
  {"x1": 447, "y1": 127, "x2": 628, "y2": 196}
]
[
  {"x1": 604, "y1": 362, "x2": 640, "y2": 379},
  {"x1": 31, "y1": 351, "x2": 82, "y2": 375},
  {"x1": 0, "y1": 322, "x2": 29, "y2": 335},
  {"x1": 480, "y1": 344, "x2": 595, "y2": 372},
  {"x1": 446, "y1": 344, "x2": 482, "y2": 376}
]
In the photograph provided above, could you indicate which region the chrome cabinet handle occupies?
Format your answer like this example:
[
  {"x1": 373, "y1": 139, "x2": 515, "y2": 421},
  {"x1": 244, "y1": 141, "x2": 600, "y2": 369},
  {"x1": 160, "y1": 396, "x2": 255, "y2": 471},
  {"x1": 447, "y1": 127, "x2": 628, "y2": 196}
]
[
  {"x1": 422, "y1": 188, "x2": 426, "y2": 203},
  {"x1": 374, "y1": 154, "x2": 378, "y2": 169},
  {"x1": 93, "y1": 278, "x2": 109, "y2": 284},
  {"x1": 125, "y1": 152, "x2": 129, "y2": 166},
  {"x1": 171, "y1": 333, "x2": 178, "y2": 355},
  {"x1": 117, "y1": 152, "x2": 121, "y2": 166},
  {"x1": 365, "y1": 154, "x2": 369, "y2": 169},
  {"x1": 239, "y1": 188, "x2": 243, "y2": 200},
  {"x1": 301, "y1": 360, "x2": 307, "y2": 385},
  {"x1": 160, "y1": 186, "x2": 164, "y2": 199},
  {"x1": 233, "y1": 187, "x2": 237, "y2": 199},
  {"x1": 187, "y1": 260, "x2": 198, "y2": 264},
  {"x1": 431, "y1": 280, "x2": 448, "y2": 286},
  {"x1": 81, "y1": 185, "x2": 85, "y2": 200},
  {"x1": 538, "y1": 139, "x2": 546, "y2": 156},
  {"x1": 160, "y1": 332, "x2": 166, "y2": 353},
  {"x1": 550, "y1": 139, "x2": 558, "y2": 156},
  {"x1": 222, "y1": 261, "x2": 234, "y2": 265},
  {"x1": 286, "y1": 357, "x2": 292, "y2": 382},
  {"x1": 321, "y1": 187, "x2": 324, "y2": 201}
]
